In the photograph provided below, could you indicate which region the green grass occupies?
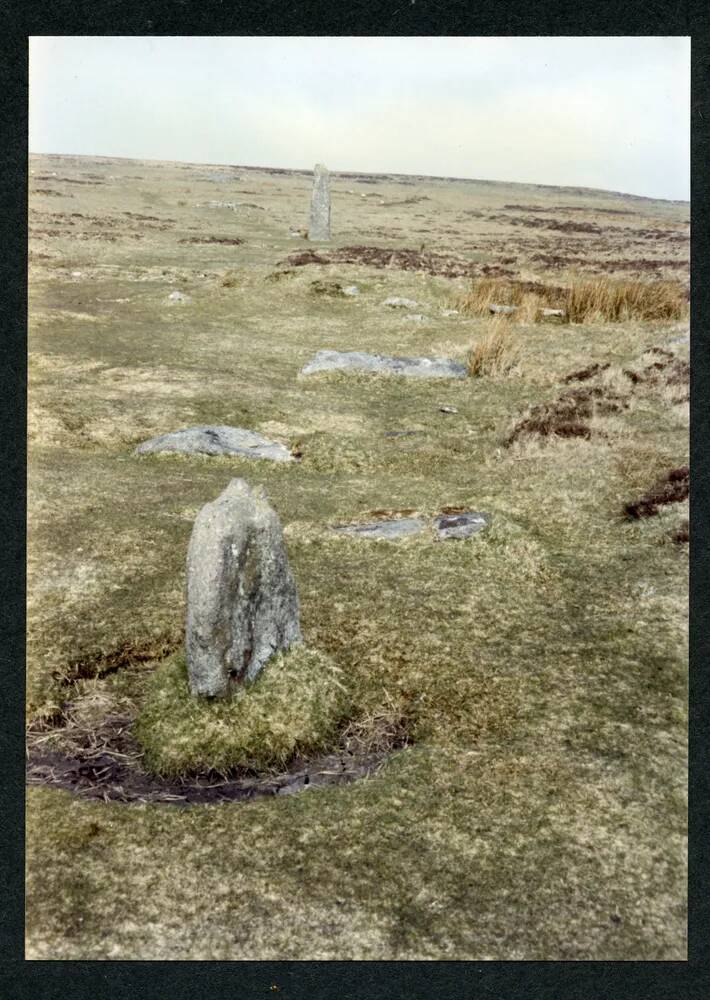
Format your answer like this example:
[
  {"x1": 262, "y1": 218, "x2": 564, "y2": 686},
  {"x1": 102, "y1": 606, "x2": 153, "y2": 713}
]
[
  {"x1": 26, "y1": 152, "x2": 688, "y2": 960},
  {"x1": 135, "y1": 646, "x2": 348, "y2": 775}
]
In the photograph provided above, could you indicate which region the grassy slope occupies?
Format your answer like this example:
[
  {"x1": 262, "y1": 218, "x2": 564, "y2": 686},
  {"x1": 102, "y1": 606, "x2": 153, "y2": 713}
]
[{"x1": 26, "y1": 154, "x2": 688, "y2": 959}]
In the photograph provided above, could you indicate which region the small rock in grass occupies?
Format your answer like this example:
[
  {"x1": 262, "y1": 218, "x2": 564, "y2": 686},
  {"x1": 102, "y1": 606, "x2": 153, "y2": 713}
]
[
  {"x1": 489, "y1": 304, "x2": 517, "y2": 315},
  {"x1": 135, "y1": 426, "x2": 295, "y2": 462},
  {"x1": 186, "y1": 479, "x2": 301, "y2": 696},
  {"x1": 441, "y1": 308, "x2": 459, "y2": 317},
  {"x1": 334, "y1": 517, "x2": 426, "y2": 540},
  {"x1": 383, "y1": 296, "x2": 418, "y2": 309},
  {"x1": 434, "y1": 511, "x2": 489, "y2": 540},
  {"x1": 403, "y1": 314, "x2": 426, "y2": 322},
  {"x1": 167, "y1": 290, "x2": 191, "y2": 304},
  {"x1": 342, "y1": 285, "x2": 360, "y2": 296},
  {"x1": 439, "y1": 405, "x2": 458, "y2": 414}
]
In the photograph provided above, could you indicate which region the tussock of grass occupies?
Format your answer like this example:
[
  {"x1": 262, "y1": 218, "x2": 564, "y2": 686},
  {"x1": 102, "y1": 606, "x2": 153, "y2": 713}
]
[
  {"x1": 467, "y1": 319, "x2": 521, "y2": 377},
  {"x1": 565, "y1": 279, "x2": 686, "y2": 323},
  {"x1": 457, "y1": 276, "x2": 687, "y2": 324},
  {"x1": 135, "y1": 646, "x2": 349, "y2": 776}
]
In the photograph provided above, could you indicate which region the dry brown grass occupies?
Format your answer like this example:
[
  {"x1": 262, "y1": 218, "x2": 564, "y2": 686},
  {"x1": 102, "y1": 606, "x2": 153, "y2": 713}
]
[
  {"x1": 565, "y1": 278, "x2": 686, "y2": 323},
  {"x1": 457, "y1": 276, "x2": 687, "y2": 324},
  {"x1": 467, "y1": 318, "x2": 521, "y2": 377}
]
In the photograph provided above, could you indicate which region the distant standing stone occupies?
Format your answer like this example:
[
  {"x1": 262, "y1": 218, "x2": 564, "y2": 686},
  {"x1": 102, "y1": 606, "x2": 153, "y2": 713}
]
[
  {"x1": 309, "y1": 163, "x2": 331, "y2": 241},
  {"x1": 186, "y1": 479, "x2": 302, "y2": 696}
]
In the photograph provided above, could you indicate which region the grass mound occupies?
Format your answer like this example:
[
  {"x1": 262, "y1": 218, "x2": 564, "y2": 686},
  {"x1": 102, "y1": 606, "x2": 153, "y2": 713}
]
[{"x1": 135, "y1": 645, "x2": 349, "y2": 777}]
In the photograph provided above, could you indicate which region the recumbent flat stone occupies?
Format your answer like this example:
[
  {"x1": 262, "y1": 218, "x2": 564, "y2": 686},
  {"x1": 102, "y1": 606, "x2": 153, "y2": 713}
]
[
  {"x1": 135, "y1": 426, "x2": 295, "y2": 463},
  {"x1": 434, "y1": 512, "x2": 489, "y2": 540},
  {"x1": 301, "y1": 350, "x2": 467, "y2": 380}
]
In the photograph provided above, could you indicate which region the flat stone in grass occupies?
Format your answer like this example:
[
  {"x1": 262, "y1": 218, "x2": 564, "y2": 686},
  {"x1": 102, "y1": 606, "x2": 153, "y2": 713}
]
[
  {"x1": 135, "y1": 426, "x2": 295, "y2": 462},
  {"x1": 301, "y1": 350, "x2": 467, "y2": 380},
  {"x1": 186, "y1": 479, "x2": 302, "y2": 696},
  {"x1": 334, "y1": 511, "x2": 490, "y2": 541},
  {"x1": 383, "y1": 296, "x2": 418, "y2": 309},
  {"x1": 334, "y1": 517, "x2": 426, "y2": 540},
  {"x1": 434, "y1": 511, "x2": 489, "y2": 540}
]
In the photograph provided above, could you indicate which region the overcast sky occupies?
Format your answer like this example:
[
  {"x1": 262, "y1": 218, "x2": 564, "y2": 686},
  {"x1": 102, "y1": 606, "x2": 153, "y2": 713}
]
[{"x1": 29, "y1": 36, "x2": 690, "y2": 201}]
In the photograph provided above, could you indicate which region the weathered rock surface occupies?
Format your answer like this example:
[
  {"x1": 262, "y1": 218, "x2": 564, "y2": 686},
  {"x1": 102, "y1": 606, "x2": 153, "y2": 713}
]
[
  {"x1": 301, "y1": 350, "x2": 467, "y2": 380},
  {"x1": 309, "y1": 163, "x2": 331, "y2": 241},
  {"x1": 383, "y1": 296, "x2": 418, "y2": 309},
  {"x1": 434, "y1": 511, "x2": 489, "y2": 540},
  {"x1": 186, "y1": 479, "x2": 302, "y2": 696},
  {"x1": 334, "y1": 517, "x2": 426, "y2": 540},
  {"x1": 334, "y1": 511, "x2": 489, "y2": 542},
  {"x1": 489, "y1": 304, "x2": 517, "y2": 315},
  {"x1": 135, "y1": 426, "x2": 295, "y2": 462}
]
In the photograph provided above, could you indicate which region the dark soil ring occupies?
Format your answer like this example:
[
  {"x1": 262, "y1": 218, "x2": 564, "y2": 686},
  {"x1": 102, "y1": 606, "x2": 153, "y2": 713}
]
[{"x1": 26, "y1": 733, "x2": 409, "y2": 807}]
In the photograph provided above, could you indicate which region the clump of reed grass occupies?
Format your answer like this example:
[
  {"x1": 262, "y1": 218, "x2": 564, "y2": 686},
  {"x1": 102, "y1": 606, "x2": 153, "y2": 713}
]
[
  {"x1": 565, "y1": 278, "x2": 686, "y2": 323},
  {"x1": 467, "y1": 318, "x2": 521, "y2": 377},
  {"x1": 456, "y1": 276, "x2": 687, "y2": 324}
]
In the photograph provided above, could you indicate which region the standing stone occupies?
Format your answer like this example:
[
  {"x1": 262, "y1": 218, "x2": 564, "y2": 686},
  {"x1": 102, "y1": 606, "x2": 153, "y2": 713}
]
[
  {"x1": 309, "y1": 163, "x2": 331, "y2": 241},
  {"x1": 186, "y1": 479, "x2": 301, "y2": 697}
]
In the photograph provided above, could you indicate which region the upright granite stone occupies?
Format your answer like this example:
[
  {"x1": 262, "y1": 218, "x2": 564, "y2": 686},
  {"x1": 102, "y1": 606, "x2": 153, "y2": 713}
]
[
  {"x1": 186, "y1": 479, "x2": 301, "y2": 697},
  {"x1": 309, "y1": 163, "x2": 331, "y2": 241}
]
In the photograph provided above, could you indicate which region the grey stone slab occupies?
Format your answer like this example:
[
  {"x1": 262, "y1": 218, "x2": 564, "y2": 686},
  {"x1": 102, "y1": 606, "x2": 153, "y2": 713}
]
[
  {"x1": 186, "y1": 479, "x2": 301, "y2": 695},
  {"x1": 333, "y1": 517, "x2": 426, "y2": 540},
  {"x1": 383, "y1": 296, "x2": 418, "y2": 309},
  {"x1": 301, "y1": 350, "x2": 467, "y2": 380},
  {"x1": 135, "y1": 426, "x2": 295, "y2": 462},
  {"x1": 309, "y1": 163, "x2": 331, "y2": 241},
  {"x1": 434, "y1": 511, "x2": 489, "y2": 540}
]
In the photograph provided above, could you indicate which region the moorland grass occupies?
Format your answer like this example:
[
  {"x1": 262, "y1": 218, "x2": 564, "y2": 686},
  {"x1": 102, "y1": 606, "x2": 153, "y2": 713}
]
[{"x1": 25, "y1": 152, "x2": 689, "y2": 960}]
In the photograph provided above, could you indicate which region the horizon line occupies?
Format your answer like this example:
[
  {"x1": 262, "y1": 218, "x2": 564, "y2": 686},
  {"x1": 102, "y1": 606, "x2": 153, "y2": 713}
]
[{"x1": 29, "y1": 149, "x2": 690, "y2": 206}]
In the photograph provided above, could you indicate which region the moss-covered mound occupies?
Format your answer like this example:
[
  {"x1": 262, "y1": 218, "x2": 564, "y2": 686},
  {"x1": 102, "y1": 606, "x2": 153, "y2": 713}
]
[{"x1": 135, "y1": 645, "x2": 349, "y2": 776}]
